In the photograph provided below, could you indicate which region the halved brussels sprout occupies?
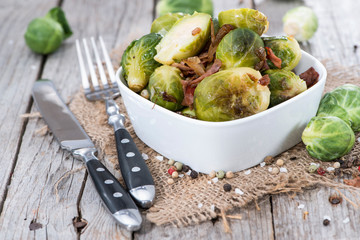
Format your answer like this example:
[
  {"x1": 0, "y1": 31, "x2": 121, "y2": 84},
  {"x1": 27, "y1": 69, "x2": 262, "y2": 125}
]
[
  {"x1": 121, "y1": 33, "x2": 162, "y2": 92},
  {"x1": 151, "y1": 13, "x2": 187, "y2": 36},
  {"x1": 317, "y1": 84, "x2": 360, "y2": 131},
  {"x1": 263, "y1": 36, "x2": 301, "y2": 70},
  {"x1": 194, "y1": 67, "x2": 270, "y2": 121},
  {"x1": 283, "y1": 6, "x2": 318, "y2": 42},
  {"x1": 265, "y1": 69, "x2": 307, "y2": 107},
  {"x1": 218, "y1": 8, "x2": 269, "y2": 36},
  {"x1": 156, "y1": 0, "x2": 213, "y2": 17},
  {"x1": 216, "y1": 28, "x2": 265, "y2": 69},
  {"x1": 154, "y1": 12, "x2": 211, "y2": 65},
  {"x1": 302, "y1": 116, "x2": 355, "y2": 161},
  {"x1": 148, "y1": 65, "x2": 184, "y2": 111}
]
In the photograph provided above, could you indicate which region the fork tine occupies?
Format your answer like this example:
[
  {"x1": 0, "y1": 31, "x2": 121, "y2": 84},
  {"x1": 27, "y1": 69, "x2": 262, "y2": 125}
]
[
  {"x1": 90, "y1": 37, "x2": 109, "y2": 89},
  {"x1": 99, "y1": 36, "x2": 116, "y2": 86},
  {"x1": 76, "y1": 39, "x2": 90, "y2": 92},
  {"x1": 82, "y1": 38, "x2": 100, "y2": 91}
]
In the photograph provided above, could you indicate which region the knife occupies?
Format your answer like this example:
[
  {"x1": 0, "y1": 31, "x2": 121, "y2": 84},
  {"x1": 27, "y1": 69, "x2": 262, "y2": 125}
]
[{"x1": 32, "y1": 79, "x2": 142, "y2": 231}]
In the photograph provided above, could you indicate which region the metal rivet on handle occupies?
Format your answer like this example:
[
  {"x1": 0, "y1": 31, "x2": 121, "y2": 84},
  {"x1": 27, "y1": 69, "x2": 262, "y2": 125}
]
[
  {"x1": 96, "y1": 167, "x2": 105, "y2": 172},
  {"x1": 121, "y1": 138, "x2": 130, "y2": 143},
  {"x1": 104, "y1": 179, "x2": 114, "y2": 184},
  {"x1": 131, "y1": 167, "x2": 141, "y2": 172},
  {"x1": 126, "y1": 152, "x2": 135, "y2": 157},
  {"x1": 113, "y1": 192, "x2": 123, "y2": 198}
]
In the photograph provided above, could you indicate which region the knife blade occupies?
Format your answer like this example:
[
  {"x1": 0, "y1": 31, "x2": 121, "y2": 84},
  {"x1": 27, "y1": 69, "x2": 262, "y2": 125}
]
[{"x1": 32, "y1": 79, "x2": 142, "y2": 231}]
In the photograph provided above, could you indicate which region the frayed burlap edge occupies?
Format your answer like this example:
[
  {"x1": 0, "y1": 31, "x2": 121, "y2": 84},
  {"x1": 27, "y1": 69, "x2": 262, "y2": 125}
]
[{"x1": 67, "y1": 57, "x2": 360, "y2": 228}]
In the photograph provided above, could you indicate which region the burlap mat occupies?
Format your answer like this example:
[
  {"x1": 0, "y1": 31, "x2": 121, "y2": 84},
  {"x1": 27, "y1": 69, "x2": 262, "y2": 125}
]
[{"x1": 69, "y1": 58, "x2": 360, "y2": 227}]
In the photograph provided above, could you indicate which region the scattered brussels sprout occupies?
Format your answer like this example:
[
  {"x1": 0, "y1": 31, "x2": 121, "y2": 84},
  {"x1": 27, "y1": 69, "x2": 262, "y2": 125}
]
[
  {"x1": 156, "y1": 0, "x2": 213, "y2": 17},
  {"x1": 218, "y1": 8, "x2": 269, "y2": 36},
  {"x1": 317, "y1": 84, "x2": 360, "y2": 131},
  {"x1": 24, "y1": 7, "x2": 72, "y2": 54},
  {"x1": 216, "y1": 28, "x2": 265, "y2": 69},
  {"x1": 121, "y1": 33, "x2": 162, "y2": 92},
  {"x1": 265, "y1": 69, "x2": 307, "y2": 107},
  {"x1": 194, "y1": 67, "x2": 270, "y2": 121},
  {"x1": 181, "y1": 107, "x2": 197, "y2": 118},
  {"x1": 148, "y1": 65, "x2": 184, "y2": 111},
  {"x1": 283, "y1": 6, "x2": 318, "y2": 42},
  {"x1": 154, "y1": 12, "x2": 211, "y2": 65},
  {"x1": 263, "y1": 36, "x2": 301, "y2": 70},
  {"x1": 302, "y1": 116, "x2": 355, "y2": 161},
  {"x1": 151, "y1": 13, "x2": 187, "y2": 36}
]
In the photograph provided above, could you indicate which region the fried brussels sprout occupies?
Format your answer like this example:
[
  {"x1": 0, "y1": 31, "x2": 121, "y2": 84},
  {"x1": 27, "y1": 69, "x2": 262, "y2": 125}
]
[
  {"x1": 121, "y1": 33, "x2": 162, "y2": 92},
  {"x1": 283, "y1": 6, "x2": 318, "y2": 42},
  {"x1": 265, "y1": 69, "x2": 307, "y2": 107},
  {"x1": 156, "y1": 0, "x2": 213, "y2": 17},
  {"x1": 24, "y1": 7, "x2": 72, "y2": 54},
  {"x1": 151, "y1": 13, "x2": 187, "y2": 36},
  {"x1": 317, "y1": 84, "x2": 360, "y2": 131},
  {"x1": 218, "y1": 8, "x2": 269, "y2": 36},
  {"x1": 154, "y1": 12, "x2": 211, "y2": 65},
  {"x1": 148, "y1": 65, "x2": 184, "y2": 111},
  {"x1": 216, "y1": 28, "x2": 265, "y2": 69},
  {"x1": 263, "y1": 36, "x2": 301, "y2": 70},
  {"x1": 302, "y1": 116, "x2": 355, "y2": 161},
  {"x1": 194, "y1": 67, "x2": 270, "y2": 121},
  {"x1": 181, "y1": 107, "x2": 197, "y2": 118}
]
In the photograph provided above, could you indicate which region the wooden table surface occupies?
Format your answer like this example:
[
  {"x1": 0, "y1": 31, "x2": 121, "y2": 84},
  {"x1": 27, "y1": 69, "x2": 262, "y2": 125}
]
[{"x1": 1, "y1": 0, "x2": 359, "y2": 239}]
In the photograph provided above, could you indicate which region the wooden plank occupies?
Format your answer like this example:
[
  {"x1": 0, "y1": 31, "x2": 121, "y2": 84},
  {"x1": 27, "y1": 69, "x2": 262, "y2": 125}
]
[
  {"x1": 0, "y1": 0, "x2": 57, "y2": 209},
  {"x1": 255, "y1": 0, "x2": 360, "y2": 239}
]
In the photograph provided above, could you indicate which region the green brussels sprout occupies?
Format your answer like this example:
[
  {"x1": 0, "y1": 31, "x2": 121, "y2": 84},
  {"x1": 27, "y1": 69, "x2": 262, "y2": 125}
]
[
  {"x1": 151, "y1": 13, "x2": 188, "y2": 36},
  {"x1": 302, "y1": 116, "x2": 355, "y2": 161},
  {"x1": 121, "y1": 33, "x2": 162, "y2": 92},
  {"x1": 156, "y1": 0, "x2": 213, "y2": 17},
  {"x1": 148, "y1": 65, "x2": 184, "y2": 111},
  {"x1": 316, "y1": 84, "x2": 360, "y2": 131},
  {"x1": 263, "y1": 36, "x2": 301, "y2": 70},
  {"x1": 216, "y1": 28, "x2": 265, "y2": 69},
  {"x1": 194, "y1": 67, "x2": 270, "y2": 121},
  {"x1": 181, "y1": 107, "x2": 197, "y2": 118},
  {"x1": 154, "y1": 12, "x2": 211, "y2": 65},
  {"x1": 283, "y1": 6, "x2": 318, "y2": 42},
  {"x1": 24, "y1": 7, "x2": 72, "y2": 54},
  {"x1": 218, "y1": 8, "x2": 269, "y2": 36},
  {"x1": 265, "y1": 69, "x2": 307, "y2": 107}
]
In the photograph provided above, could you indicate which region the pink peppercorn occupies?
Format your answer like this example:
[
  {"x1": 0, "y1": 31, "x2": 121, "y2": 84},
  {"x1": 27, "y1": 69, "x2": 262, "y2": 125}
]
[
  {"x1": 317, "y1": 167, "x2": 325, "y2": 175},
  {"x1": 168, "y1": 166, "x2": 177, "y2": 175}
]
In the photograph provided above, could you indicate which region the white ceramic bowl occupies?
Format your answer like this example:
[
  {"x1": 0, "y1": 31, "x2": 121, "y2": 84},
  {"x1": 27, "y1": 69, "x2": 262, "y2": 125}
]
[{"x1": 116, "y1": 50, "x2": 327, "y2": 173}]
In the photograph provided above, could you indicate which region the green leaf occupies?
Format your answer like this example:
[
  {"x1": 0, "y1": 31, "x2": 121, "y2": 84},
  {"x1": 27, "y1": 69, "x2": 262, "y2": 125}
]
[{"x1": 46, "y1": 7, "x2": 73, "y2": 39}]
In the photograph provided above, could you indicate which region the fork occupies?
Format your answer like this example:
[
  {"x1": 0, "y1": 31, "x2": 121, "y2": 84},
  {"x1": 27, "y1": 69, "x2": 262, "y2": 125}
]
[{"x1": 76, "y1": 36, "x2": 155, "y2": 208}]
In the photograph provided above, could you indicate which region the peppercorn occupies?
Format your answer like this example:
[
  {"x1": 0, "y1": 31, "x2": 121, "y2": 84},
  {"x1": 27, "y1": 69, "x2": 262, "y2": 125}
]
[
  {"x1": 333, "y1": 162, "x2": 340, "y2": 169},
  {"x1": 323, "y1": 219, "x2": 330, "y2": 226},
  {"x1": 167, "y1": 178, "x2": 174, "y2": 185},
  {"x1": 216, "y1": 170, "x2": 225, "y2": 179},
  {"x1": 172, "y1": 171, "x2": 179, "y2": 178},
  {"x1": 223, "y1": 183, "x2": 232, "y2": 192},
  {"x1": 209, "y1": 170, "x2": 216, "y2": 178},
  {"x1": 264, "y1": 155, "x2": 274, "y2": 165},
  {"x1": 276, "y1": 159, "x2": 284, "y2": 167},
  {"x1": 174, "y1": 162, "x2": 183, "y2": 171},
  {"x1": 190, "y1": 170, "x2": 198, "y2": 179},
  {"x1": 226, "y1": 171, "x2": 234, "y2": 179},
  {"x1": 168, "y1": 166, "x2": 177, "y2": 175},
  {"x1": 290, "y1": 156, "x2": 297, "y2": 161},
  {"x1": 308, "y1": 164, "x2": 318, "y2": 173},
  {"x1": 271, "y1": 167, "x2": 280, "y2": 175},
  {"x1": 317, "y1": 167, "x2": 326, "y2": 175},
  {"x1": 168, "y1": 159, "x2": 175, "y2": 165},
  {"x1": 182, "y1": 165, "x2": 191, "y2": 173}
]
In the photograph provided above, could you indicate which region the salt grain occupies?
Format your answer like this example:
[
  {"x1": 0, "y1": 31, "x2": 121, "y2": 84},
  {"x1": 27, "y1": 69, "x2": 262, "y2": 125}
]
[
  {"x1": 198, "y1": 203, "x2": 203, "y2": 208},
  {"x1": 155, "y1": 155, "x2": 164, "y2": 161},
  {"x1": 212, "y1": 177, "x2": 219, "y2": 183},
  {"x1": 280, "y1": 167, "x2": 288, "y2": 173},
  {"x1": 179, "y1": 174, "x2": 184, "y2": 178},
  {"x1": 186, "y1": 170, "x2": 191, "y2": 176},
  {"x1": 268, "y1": 167, "x2": 273, "y2": 172},
  {"x1": 310, "y1": 162, "x2": 320, "y2": 167},
  {"x1": 244, "y1": 170, "x2": 251, "y2": 175},
  {"x1": 260, "y1": 162, "x2": 266, "y2": 167},
  {"x1": 298, "y1": 204, "x2": 305, "y2": 209},
  {"x1": 207, "y1": 181, "x2": 212, "y2": 184},
  {"x1": 343, "y1": 217, "x2": 350, "y2": 224},
  {"x1": 31, "y1": 65, "x2": 37, "y2": 70},
  {"x1": 235, "y1": 188, "x2": 244, "y2": 195},
  {"x1": 327, "y1": 167, "x2": 335, "y2": 172},
  {"x1": 211, "y1": 205, "x2": 215, "y2": 211},
  {"x1": 142, "y1": 153, "x2": 149, "y2": 160}
]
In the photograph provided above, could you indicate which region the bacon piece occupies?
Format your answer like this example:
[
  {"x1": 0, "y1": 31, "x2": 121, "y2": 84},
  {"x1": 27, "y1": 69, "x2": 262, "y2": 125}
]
[
  {"x1": 181, "y1": 80, "x2": 196, "y2": 107},
  {"x1": 299, "y1": 67, "x2": 319, "y2": 88},
  {"x1": 192, "y1": 27, "x2": 201, "y2": 36},
  {"x1": 207, "y1": 24, "x2": 235, "y2": 62},
  {"x1": 189, "y1": 59, "x2": 222, "y2": 87},
  {"x1": 265, "y1": 47, "x2": 282, "y2": 69},
  {"x1": 182, "y1": 56, "x2": 206, "y2": 76},
  {"x1": 258, "y1": 74, "x2": 270, "y2": 86},
  {"x1": 171, "y1": 62, "x2": 192, "y2": 71},
  {"x1": 162, "y1": 92, "x2": 177, "y2": 103}
]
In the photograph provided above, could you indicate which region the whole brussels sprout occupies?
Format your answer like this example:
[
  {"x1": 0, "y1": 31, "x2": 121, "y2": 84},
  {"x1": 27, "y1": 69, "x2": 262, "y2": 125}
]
[
  {"x1": 156, "y1": 0, "x2": 213, "y2": 17},
  {"x1": 263, "y1": 36, "x2": 301, "y2": 70},
  {"x1": 265, "y1": 69, "x2": 307, "y2": 107},
  {"x1": 194, "y1": 67, "x2": 270, "y2": 121},
  {"x1": 121, "y1": 33, "x2": 162, "y2": 92},
  {"x1": 24, "y1": 7, "x2": 72, "y2": 54},
  {"x1": 283, "y1": 6, "x2": 318, "y2": 42},
  {"x1": 151, "y1": 13, "x2": 188, "y2": 36},
  {"x1": 154, "y1": 12, "x2": 211, "y2": 65},
  {"x1": 148, "y1": 65, "x2": 184, "y2": 111},
  {"x1": 302, "y1": 116, "x2": 355, "y2": 161},
  {"x1": 216, "y1": 28, "x2": 265, "y2": 69},
  {"x1": 218, "y1": 8, "x2": 269, "y2": 36},
  {"x1": 317, "y1": 84, "x2": 360, "y2": 131}
]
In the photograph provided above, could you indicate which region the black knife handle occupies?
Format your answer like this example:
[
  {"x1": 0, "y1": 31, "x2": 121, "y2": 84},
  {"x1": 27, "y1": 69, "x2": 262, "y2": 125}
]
[
  {"x1": 115, "y1": 128, "x2": 154, "y2": 189},
  {"x1": 86, "y1": 159, "x2": 138, "y2": 213}
]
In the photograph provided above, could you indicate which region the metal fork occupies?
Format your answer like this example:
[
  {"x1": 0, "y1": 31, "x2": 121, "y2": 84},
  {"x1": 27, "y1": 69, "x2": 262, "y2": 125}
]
[{"x1": 76, "y1": 37, "x2": 155, "y2": 209}]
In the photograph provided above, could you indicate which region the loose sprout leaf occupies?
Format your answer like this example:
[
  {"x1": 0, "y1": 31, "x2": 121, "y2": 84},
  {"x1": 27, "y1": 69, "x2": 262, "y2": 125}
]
[
  {"x1": 46, "y1": 7, "x2": 72, "y2": 39},
  {"x1": 151, "y1": 13, "x2": 187, "y2": 36}
]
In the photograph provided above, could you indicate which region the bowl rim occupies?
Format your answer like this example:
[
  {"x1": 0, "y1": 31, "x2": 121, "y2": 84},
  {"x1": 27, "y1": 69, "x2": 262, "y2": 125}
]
[{"x1": 116, "y1": 50, "x2": 327, "y2": 128}]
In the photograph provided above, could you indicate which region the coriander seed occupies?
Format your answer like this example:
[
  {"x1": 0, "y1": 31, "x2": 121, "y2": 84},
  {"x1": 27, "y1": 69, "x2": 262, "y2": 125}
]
[
  {"x1": 226, "y1": 171, "x2": 234, "y2": 179},
  {"x1": 276, "y1": 159, "x2": 284, "y2": 166},
  {"x1": 216, "y1": 170, "x2": 225, "y2": 179},
  {"x1": 168, "y1": 159, "x2": 175, "y2": 165},
  {"x1": 167, "y1": 178, "x2": 174, "y2": 185},
  {"x1": 174, "y1": 162, "x2": 183, "y2": 171},
  {"x1": 172, "y1": 171, "x2": 179, "y2": 178},
  {"x1": 209, "y1": 170, "x2": 216, "y2": 178}
]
